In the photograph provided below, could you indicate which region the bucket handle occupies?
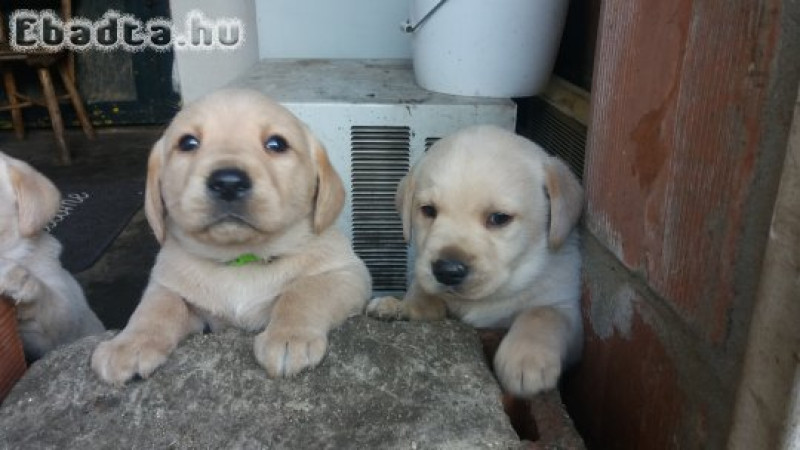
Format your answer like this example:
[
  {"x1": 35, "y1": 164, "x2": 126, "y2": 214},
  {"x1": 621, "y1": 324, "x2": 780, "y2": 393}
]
[{"x1": 400, "y1": 0, "x2": 451, "y2": 33}]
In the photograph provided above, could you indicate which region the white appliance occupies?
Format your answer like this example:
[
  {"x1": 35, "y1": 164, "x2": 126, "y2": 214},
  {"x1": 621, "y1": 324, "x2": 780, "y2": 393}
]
[{"x1": 232, "y1": 59, "x2": 517, "y2": 294}]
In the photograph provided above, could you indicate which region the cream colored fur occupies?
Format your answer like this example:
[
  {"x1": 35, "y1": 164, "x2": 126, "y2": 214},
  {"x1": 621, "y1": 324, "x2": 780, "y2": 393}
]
[
  {"x1": 0, "y1": 152, "x2": 103, "y2": 359},
  {"x1": 367, "y1": 125, "x2": 584, "y2": 397},
  {"x1": 91, "y1": 89, "x2": 370, "y2": 384}
]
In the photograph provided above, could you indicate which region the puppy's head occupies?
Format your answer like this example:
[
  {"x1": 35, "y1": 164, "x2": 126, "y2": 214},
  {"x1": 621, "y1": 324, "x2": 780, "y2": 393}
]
[
  {"x1": 398, "y1": 125, "x2": 583, "y2": 300},
  {"x1": 145, "y1": 89, "x2": 344, "y2": 248},
  {"x1": 0, "y1": 152, "x2": 61, "y2": 246}
]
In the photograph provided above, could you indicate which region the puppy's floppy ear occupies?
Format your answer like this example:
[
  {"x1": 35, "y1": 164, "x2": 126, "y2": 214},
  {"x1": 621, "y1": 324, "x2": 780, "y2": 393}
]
[
  {"x1": 308, "y1": 131, "x2": 345, "y2": 233},
  {"x1": 8, "y1": 159, "x2": 61, "y2": 237},
  {"x1": 544, "y1": 157, "x2": 584, "y2": 249},
  {"x1": 144, "y1": 138, "x2": 167, "y2": 244},
  {"x1": 396, "y1": 171, "x2": 415, "y2": 242}
]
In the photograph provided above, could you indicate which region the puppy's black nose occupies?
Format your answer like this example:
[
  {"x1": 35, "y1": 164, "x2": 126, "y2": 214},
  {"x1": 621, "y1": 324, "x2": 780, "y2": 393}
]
[
  {"x1": 432, "y1": 259, "x2": 469, "y2": 287},
  {"x1": 207, "y1": 168, "x2": 252, "y2": 202}
]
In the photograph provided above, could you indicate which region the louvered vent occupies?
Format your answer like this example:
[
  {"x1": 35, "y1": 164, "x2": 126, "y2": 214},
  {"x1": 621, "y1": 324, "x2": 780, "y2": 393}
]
[
  {"x1": 424, "y1": 137, "x2": 440, "y2": 152},
  {"x1": 351, "y1": 126, "x2": 410, "y2": 292},
  {"x1": 518, "y1": 97, "x2": 586, "y2": 179}
]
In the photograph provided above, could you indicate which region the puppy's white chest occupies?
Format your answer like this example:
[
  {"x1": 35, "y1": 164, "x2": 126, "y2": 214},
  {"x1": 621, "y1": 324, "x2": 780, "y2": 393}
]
[
  {"x1": 196, "y1": 269, "x2": 282, "y2": 330},
  {"x1": 154, "y1": 255, "x2": 287, "y2": 331},
  {"x1": 448, "y1": 299, "x2": 517, "y2": 329}
]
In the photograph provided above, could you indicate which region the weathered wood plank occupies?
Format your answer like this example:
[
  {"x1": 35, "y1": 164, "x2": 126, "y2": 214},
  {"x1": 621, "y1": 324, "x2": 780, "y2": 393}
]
[{"x1": 585, "y1": 0, "x2": 785, "y2": 341}]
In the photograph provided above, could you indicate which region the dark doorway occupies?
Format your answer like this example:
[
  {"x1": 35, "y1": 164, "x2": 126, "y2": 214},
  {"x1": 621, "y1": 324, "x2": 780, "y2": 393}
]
[{"x1": 1, "y1": 0, "x2": 179, "y2": 131}]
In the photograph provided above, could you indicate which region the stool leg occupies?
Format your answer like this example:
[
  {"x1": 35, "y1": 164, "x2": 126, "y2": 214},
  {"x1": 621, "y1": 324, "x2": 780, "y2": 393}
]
[
  {"x1": 2, "y1": 70, "x2": 25, "y2": 140},
  {"x1": 57, "y1": 62, "x2": 95, "y2": 139},
  {"x1": 37, "y1": 68, "x2": 70, "y2": 165}
]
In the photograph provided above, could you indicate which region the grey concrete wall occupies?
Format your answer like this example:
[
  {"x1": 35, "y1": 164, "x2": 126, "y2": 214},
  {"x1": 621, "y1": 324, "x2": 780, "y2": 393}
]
[
  {"x1": 729, "y1": 87, "x2": 800, "y2": 450},
  {"x1": 170, "y1": 0, "x2": 260, "y2": 102}
]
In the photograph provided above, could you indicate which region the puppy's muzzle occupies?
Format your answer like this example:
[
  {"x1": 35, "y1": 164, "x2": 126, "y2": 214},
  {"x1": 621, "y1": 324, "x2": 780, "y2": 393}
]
[
  {"x1": 431, "y1": 259, "x2": 469, "y2": 287},
  {"x1": 206, "y1": 167, "x2": 252, "y2": 202}
]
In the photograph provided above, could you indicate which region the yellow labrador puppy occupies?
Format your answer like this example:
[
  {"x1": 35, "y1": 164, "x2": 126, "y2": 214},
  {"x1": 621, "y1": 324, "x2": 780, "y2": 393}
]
[
  {"x1": 367, "y1": 125, "x2": 583, "y2": 397},
  {"x1": 92, "y1": 89, "x2": 371, "y2": 384},
  {"x1": 0, "y1": 152, "x2": 104, "y2": 360}
]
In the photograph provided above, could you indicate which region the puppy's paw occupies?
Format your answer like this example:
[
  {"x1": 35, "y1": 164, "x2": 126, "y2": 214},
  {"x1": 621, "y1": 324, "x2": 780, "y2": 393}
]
[
  {"x1": 365, "y1": 296, "x2": 410, "y2": 321},
  {"x1": 91, "y1": 334, "x2": 173, "y2": 385},
  {"x1": 0, "y1": 263, "x2": 43, "y2": 303},
  {"x1": 494, "y1": 340, "x2": 562, "y2": 398},
  {"x1": 254, "y1": 326, "x2": 327, "y2": 378}
]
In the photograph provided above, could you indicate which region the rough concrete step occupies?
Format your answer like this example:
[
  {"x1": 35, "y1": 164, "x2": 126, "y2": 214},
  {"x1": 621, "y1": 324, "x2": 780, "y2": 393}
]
[{"x1": 1, "y1": 316, "x2": 523, "y2": 449}]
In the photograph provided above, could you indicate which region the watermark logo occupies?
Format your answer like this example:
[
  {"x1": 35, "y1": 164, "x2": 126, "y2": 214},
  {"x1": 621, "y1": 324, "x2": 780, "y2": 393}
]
[{"x1": 9, "y1": 9, "x2": 244, "y2": 52}]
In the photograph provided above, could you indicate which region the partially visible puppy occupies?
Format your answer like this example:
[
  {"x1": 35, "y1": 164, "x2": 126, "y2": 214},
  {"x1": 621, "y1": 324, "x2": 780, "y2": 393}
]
[
  {"x1": 367, "y1": 125, "x2": 584, "y2": 398},
  {"x1": 0, "y1": 152, "x2": 104, "y2": 360},
  {"x1": 92, "y1": 89, "x2": 371, "y2": 385}
]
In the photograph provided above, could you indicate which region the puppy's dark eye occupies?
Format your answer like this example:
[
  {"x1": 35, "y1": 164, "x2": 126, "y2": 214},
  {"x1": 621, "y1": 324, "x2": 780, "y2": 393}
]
[
  {"x1": 178, "y1": 134, "x2": 200, "y2": 152},
  {"x1": 420, "y1": 205, "x2": 437, "y2": 219},
  {"x1": 486, "y1": 212, "x2": 513, "y2": 228},
  {"x1": 265, "y1": 135, "x2": 288, "y2": 153}
]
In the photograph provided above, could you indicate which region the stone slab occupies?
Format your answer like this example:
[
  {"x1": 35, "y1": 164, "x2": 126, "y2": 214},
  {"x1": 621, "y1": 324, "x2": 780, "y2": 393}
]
[{"x1": 0, "y1": 316, "x2": 521, "y2": 449}]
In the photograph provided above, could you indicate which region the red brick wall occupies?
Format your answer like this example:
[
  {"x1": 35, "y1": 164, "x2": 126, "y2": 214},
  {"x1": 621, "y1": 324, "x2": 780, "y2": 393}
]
[{"x1": 0, "y1": 299, "x2": 26, "y2": 402}]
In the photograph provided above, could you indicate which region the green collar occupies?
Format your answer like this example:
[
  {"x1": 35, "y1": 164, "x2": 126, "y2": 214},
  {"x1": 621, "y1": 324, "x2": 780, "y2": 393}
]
[{"x1": 226, "y1": 253, "x2": 274, "y2": 267}]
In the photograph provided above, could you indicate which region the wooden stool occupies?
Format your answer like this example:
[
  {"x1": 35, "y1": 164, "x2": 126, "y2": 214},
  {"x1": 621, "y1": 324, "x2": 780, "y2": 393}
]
[{"x1": 0, "y1": 1, "x2": 95, "y2": 165}]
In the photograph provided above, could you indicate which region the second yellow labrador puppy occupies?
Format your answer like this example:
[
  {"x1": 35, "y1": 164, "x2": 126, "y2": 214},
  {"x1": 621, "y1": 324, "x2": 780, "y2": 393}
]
[
  {"x1": 368, "y1": 125, "x2": 584, "y2": 398},
  {"x1": 0, "y1": 152, "x2": 104, "y2": 360},
  {"x1": 92, "y1": 89, "x2": 371, "y2": 384}
]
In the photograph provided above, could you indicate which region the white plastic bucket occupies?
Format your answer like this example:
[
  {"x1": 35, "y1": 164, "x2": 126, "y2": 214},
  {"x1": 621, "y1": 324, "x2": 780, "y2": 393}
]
[{"x1": 407, "y1": 0, "x2": 570, "y2": 98}]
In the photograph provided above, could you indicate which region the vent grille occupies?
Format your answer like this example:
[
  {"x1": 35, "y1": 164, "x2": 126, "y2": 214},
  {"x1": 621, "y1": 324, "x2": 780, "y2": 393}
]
[
  {"x1": 424, "y1": 137, "x2": 440, "y2": 151},
  {"x1": 518, "y1": 97, "x2": 586, "y2": 179},
  {"x1": 351, "y1": 126, "x2": 410, "y2": 292}
]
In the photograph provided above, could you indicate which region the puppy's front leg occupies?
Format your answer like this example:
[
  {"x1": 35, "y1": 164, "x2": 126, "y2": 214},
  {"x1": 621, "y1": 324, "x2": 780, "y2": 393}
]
[
  {"x1": 92, "y1": 283, "x2": 204, "y2": 385},
  {"x1": 366, "y1": 282, "x2": 447, "y2": 321},
  {"x1": 493, "y1": 306, "x2": 576, "y2": 398},
  {"x1": 0, "y1": 260, "x2": 44, "y2": 303},
  {"x1": 254, "y1": 267, "x2": 368, "y2": 377}
]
